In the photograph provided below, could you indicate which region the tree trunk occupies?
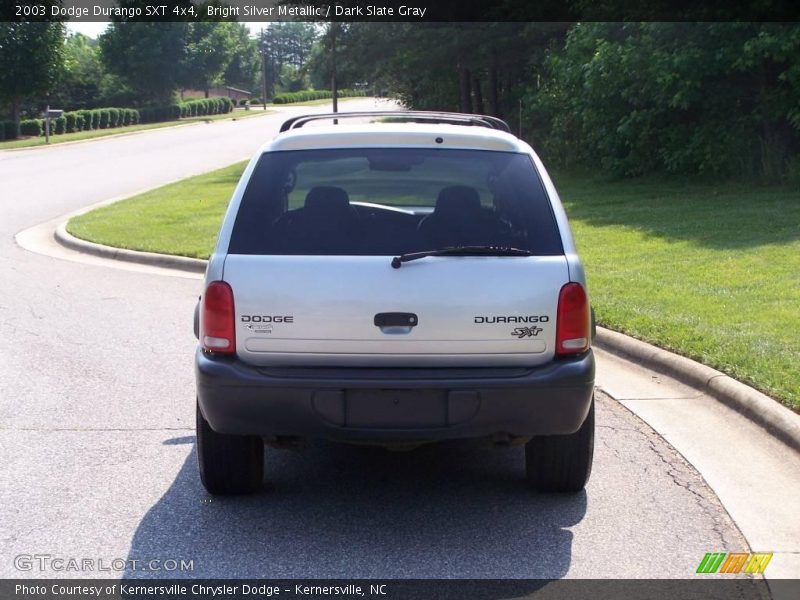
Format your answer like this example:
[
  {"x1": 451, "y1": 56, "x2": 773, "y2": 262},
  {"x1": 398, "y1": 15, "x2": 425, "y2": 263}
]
[
  {"x1": 473, "y1": 76, "x2": 484, "y2": 114},
  {"x1": 459, "y1": 67, "x2": 472, "y2": 114},
  {"x1": 12, "y1": 96, "x2": 21, "y2": 124},
  {"x1": 204, "y1": 89, "x2": 209, "y2": 99},
  {"x1": 760, "y1": 121, "x2": 789, "y2": 183},
  {"x1": 489, "y1": 59, "x2": 500, "y2": 117},
  {"x1": 331, "y1": 23, "x2": 338, "y2": 116},
  {"x1": 8, "y1": 96, "x2": 21, "y2": 139},
  {"x1": 756, "y1": 60, "x2": 788, "y2": 182}
]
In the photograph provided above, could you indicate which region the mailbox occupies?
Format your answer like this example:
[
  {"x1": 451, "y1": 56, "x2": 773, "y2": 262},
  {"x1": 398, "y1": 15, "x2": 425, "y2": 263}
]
[{"x1": 41, "y1": 107, "x2": 63, "y2": 143}]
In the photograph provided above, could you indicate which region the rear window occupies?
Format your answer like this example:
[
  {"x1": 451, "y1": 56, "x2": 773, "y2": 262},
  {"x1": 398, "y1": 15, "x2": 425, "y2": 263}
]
[{"x1": 228, "y1": 148, "x2": 563, "y2": 256}]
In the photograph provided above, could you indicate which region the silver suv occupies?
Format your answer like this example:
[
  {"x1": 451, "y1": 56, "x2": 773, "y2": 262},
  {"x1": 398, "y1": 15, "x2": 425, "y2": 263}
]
[{"x1": 194, "y1": 112, "x2": 595, "y2": 495}]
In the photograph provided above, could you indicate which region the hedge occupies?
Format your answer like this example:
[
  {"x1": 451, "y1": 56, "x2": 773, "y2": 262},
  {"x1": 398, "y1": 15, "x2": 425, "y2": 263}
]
[
  {"x1": 272, "y1": 89, "x2": 367, "y2": 104},
  {"x1": 176, "y1": 97, "x2": 234, "y2": 119},
  {"x1": 8, "y1": 96, "x2": 236, "y2": 141},
  {"x1": 76, "y1": 109, "x2": 96, "y2": 130},
  {"x1": 98, "y1": 109, "x2": 110, "y2": 129},
  {"x1": 64, "y1": 112, "x2": 79, "y2": 133},
  {"x1": 1, "y1": 120, "x2": 19, "y2": 140},
  {"x1": 20, "y1": 119, "x2": 43, "y2": 137},
  {"x1": 53, "y1": 116, "x2": 66, "y2": 135},
  {"x1": 137, "y1": 97, "x2": 234, "y2": 124}
]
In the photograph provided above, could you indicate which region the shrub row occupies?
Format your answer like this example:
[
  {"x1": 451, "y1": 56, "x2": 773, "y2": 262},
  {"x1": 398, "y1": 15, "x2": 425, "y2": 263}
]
[
  {"x1": 0, "y1": 120, "x2": 19, "y2": 141},
  {"x1": 180, "y1": 96, "x2": 235, "y2": 118},
  {"x1": 20, "y1": 119, "x2": 43, "y2": 136},
  {"x1": 139, "y1": 97, "x2": 234, "y2": 124},
  {"x1": 66, "y1": 108, "x2": 139, "y2": 131},
  {"x1": 272, "y1": 89, "x2": 367, "y2": 104},
  {"x1": 15, "y1": 108, "x2": 141, "y2": 139},
  {"x1": 10, "y1": 97, "x2": 236, "y2": 140}
]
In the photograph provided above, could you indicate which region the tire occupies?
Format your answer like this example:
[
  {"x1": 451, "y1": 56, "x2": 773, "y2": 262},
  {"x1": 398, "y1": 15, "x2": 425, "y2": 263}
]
[
  {"x1": 525, "y1": 396, "x2": 594, "y2": 493},
  {"x1": 196, "y1": 401, "x2": 264, "y2": 495}
]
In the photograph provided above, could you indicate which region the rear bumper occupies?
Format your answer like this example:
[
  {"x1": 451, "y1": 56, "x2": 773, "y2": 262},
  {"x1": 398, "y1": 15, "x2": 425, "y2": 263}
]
[{"x1": 195, "y1": 349, "x2": 595, "y2": 442}]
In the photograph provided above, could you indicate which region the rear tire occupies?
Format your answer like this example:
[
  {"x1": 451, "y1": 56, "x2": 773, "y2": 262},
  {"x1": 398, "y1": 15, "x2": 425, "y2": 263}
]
[
  {"x1": 196, "y1": 401, "x2": 264, "y2": 495},
  {"x1": 525, "y1": 396, "x2": 594, "y2": 493}
]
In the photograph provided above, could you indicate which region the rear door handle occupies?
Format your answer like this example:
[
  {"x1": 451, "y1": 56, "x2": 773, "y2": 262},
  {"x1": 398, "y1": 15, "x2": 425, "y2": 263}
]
[{"x1": 375, "y1": 312, "x2": 418, "y2": 334}]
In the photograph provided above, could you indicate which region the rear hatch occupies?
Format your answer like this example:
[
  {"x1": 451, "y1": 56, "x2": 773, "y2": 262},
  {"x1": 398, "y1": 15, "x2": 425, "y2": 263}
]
[
  {"x1": 225, "y1": 255, "x2": 568, "y2": 367},
  {"x1": 222, "y1": 145, "x2": 568, "y2": 367}
]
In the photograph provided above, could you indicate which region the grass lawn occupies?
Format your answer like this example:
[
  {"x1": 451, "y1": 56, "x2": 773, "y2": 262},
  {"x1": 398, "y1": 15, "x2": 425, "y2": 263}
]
[
  {"x1": 68, "y1": 162, "x2": 247, "y2": 260},
  {"x1": 0, "y1": 109, "x2": 271, "y2": 150},
  {"x1": 554, "y1": 173, "x2": 799, "y2": 410},
  {"x1": 67, "y1": 165, "x2": 800, "y2": 410}
]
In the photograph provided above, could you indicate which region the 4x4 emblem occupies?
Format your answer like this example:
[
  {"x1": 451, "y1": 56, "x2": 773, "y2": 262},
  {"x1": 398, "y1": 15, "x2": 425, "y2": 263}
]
[{"x1": 512, "y1": 326, "x2": 543, "y2": 338}]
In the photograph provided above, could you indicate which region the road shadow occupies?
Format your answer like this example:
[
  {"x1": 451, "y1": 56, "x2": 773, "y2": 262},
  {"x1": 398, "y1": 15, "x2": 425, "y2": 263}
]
[
  {"x1": 559, "y1": 178, "x2": 800, "y2": 251},
  {"x1": 124, "y1": 436, "x2": 586, "y2": 580}
]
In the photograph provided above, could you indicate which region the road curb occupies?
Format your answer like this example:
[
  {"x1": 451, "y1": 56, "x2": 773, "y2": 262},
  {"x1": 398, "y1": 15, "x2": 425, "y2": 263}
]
[
  {"x1": 54, "y1": 223, "x2": 207, "y2": 274},
  {"x1": 596, "y1": 327, "x2": 800, "y2": 453}
]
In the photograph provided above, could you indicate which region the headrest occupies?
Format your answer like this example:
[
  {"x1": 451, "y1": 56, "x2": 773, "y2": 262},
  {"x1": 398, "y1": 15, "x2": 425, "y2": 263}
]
[
  {"x1": 304, "y1": 186, "x2": 350, "y2": 213},
  {"x1": 435, "y1": 186, "x2": 482, "y2": 217}
]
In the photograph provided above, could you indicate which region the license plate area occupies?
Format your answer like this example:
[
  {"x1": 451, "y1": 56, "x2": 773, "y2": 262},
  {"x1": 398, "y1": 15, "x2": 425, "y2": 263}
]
[{"x1": 345, "y1": 389, "x2": 447, "y2": 428}]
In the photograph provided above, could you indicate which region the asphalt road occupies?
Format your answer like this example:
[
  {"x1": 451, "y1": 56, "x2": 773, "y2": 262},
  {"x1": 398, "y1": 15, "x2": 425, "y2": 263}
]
[{"x1": 0, "y1": 100, "x2": 750, "y2": 580}]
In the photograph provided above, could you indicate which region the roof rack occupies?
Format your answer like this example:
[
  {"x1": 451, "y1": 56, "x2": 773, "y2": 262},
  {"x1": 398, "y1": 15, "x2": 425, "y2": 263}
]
[{"x1": 279, "y1": 111, "x2": 511, "y2": 133}]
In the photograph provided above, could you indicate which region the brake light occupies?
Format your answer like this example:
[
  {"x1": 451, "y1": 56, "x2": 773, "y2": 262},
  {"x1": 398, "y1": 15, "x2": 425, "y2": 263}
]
[
  {"x1": 201, "y1": 281, "x2": 235, "y2": 354},
  {"x1": 556, "y1": 282, "x2": 590, "y2": 356}
]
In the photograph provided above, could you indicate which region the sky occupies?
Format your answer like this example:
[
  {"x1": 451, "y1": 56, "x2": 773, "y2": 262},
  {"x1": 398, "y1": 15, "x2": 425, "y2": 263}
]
[
  {"x1": 66, "y1": 21, "x2": 109, "y2": 38},
  {"x1": 66, "y1": 21, "x2": 267, "y2": 38}
]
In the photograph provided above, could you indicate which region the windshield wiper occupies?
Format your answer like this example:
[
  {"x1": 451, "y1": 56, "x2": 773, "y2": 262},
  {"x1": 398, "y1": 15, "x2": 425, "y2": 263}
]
[{"x1": 391, "y1": 246, "x2": 533, "y2": 269}]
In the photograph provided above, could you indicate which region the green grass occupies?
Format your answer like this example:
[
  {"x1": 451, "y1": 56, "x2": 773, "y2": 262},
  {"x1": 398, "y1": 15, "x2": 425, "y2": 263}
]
[
  {"x1": 554, "y1": 173, "x2": 800, "y2": 410},
  {"x1": 67, "y1": 162, "x2": 246, "y2": 259},
  {"x1": 67, "y1": 165, "x2": 800, "y2": 409},
  {"x1": 0, "y1": 109, "x2": 271, "y2": 150}
]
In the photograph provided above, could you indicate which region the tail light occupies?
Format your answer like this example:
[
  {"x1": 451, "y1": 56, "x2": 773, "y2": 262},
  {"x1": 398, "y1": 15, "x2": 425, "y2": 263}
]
[
  {"x1": 556, "y1": 282, "x2": 590, "y2": 356},
  {"x1": 201, "y1": 281, "x2": 235, "y2": 354}
]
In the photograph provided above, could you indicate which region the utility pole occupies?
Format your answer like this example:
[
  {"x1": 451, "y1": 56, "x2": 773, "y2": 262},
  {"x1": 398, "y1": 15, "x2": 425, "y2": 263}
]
[
  {"x1": 45, "y1": 103, "x2": 50, "y2": 144},
  {"x1": 260, "y1": 28, "x2": 268, "y2": 110},
  {"x1": 330, "y1": 23, "x2": 338, "y2": 122}
]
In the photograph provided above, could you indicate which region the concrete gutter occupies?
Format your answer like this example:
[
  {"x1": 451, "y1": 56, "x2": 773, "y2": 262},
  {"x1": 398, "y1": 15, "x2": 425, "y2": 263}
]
[
  {"x1": 54, "y1": 223, "x2": 207, "y2": 274},
  {"x1": 596, "y1": 327, "x2": 800, "y2": 454},
  {"x1": 54, "y1": 223, "x2": 800, "y2": 454}
]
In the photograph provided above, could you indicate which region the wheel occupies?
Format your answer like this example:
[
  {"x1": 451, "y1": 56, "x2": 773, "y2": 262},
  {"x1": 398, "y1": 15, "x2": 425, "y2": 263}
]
[
  {"x1": 525, "y1": 396, "x2": 594, "y2": 493},
  {"x1": 196, "y1": 400, "x2": 264, "y2": 495}
]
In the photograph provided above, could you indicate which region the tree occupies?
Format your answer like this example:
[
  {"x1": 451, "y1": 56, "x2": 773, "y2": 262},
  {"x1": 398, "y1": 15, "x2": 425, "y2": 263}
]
[
  {"x1": 100, "y1": 22, "x2": 189, "y2": 104},
  {"x1": 182, "y1": 22, "x2": 237, "y2": 97},
  {"x1": 0, "y1": 22, "x2": 65, "y2": 122},
  {"x1": 259, "y1": 23, "x2": 317, "y2": 97},
  {"x1": 311, "y1": 22, "x2": 566, "y2": 130},
  {"x1": 52, "y1": 32, "x2": 105, "y2": 110},
  {"x1": 223, "y1": 24, "x2": 260, "y2": 93},
  {"x1": 529, "y1": 23, "x2": 800, "y2": 179}
]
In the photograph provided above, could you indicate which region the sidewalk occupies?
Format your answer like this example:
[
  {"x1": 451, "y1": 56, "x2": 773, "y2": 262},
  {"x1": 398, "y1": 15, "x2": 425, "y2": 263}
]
[{"x1": 595, "y1": 347, "x2": 800, "y2": 584}]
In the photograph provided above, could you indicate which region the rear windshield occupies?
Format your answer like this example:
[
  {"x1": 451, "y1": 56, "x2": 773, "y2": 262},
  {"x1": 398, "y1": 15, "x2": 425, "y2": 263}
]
[{"x1": 228, "y1": 148, "x2": 563, "y2": 256}]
